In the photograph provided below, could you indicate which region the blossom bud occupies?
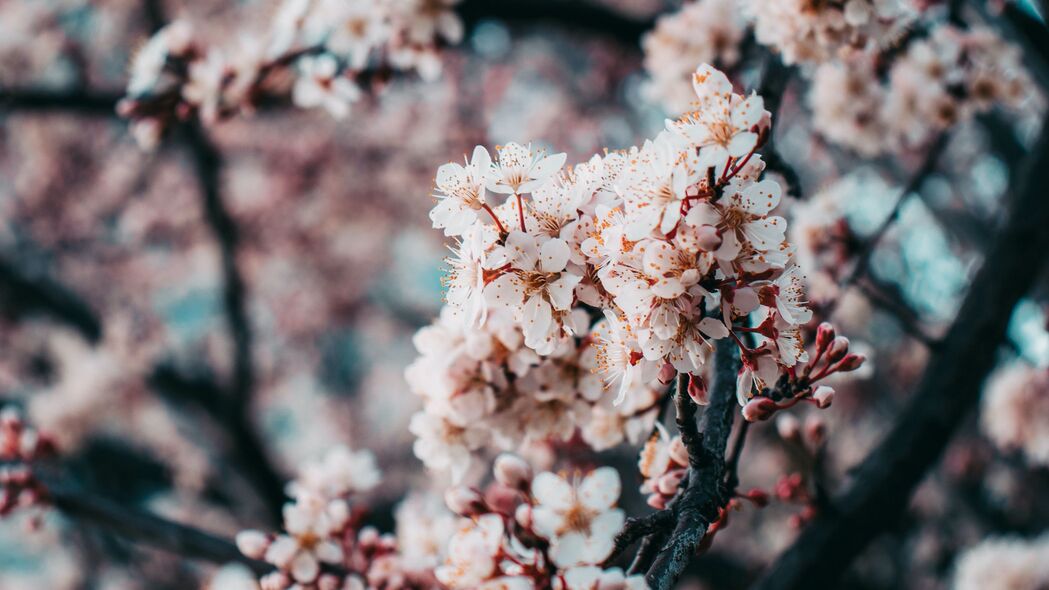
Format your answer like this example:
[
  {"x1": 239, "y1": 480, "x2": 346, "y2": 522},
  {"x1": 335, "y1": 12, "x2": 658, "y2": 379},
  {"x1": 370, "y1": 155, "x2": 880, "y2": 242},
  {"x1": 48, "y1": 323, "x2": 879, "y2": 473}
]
[
  {"x1": 260, "y1": 572, "x2": 290, "y2": 590},
  {"x1": 815, "y1": 322, "x2": 836, "y2": 352},
  {"x1": 646, "y1": 494, "x2": 667, "y2": 510},
  {"x1": 837, "y1": 353, "x2": 866, "y2": 372},
  {"x1": 515, "y1": 503, "x2": 533, "y2": 529},
  {"x1": 687, "y1": 375, "x2": 708, "y2": 405},
  {"x1": 444, "y1": 486, "x2": 486, "y2": 516},
  {"x1": 743, "y1": 488, "x2": 770, "y2": 507},
  {"x1": 656, "y1": 470, "x2": 686, "y2": 496},
  {"x1": 317, "y1": 574, "x2": 341, "y2": 590},
  {"x1": 697, "y1": 225, "x2": 721, "y2": 251},
  {"x1": 494, "y1": 453, "x2": 532, "y2": 490},
  {"x1": 235, "y1": 530, "x2": 270, "y2": 559},
  {"x1": 775, "y1": 414, "x2": 801, "y2": 442},
  {"x1": 812, "y1": 385, "x2": 835, "y2": 409},
  {"x1": 658, "y1": 362, "x2": 677, "y2": 384},
  {"x1": 742, "y1": 397, "x2": 778, "y2": 422},
  {"x1": 827, "y1": 337, "x2": 850, "y2": 363},
  {"x1": 804, "y1": 415, "x2": 826, "y2": 447},
  {"x1": 668, "y1": 437, "x2": 689, "y2": 466}
]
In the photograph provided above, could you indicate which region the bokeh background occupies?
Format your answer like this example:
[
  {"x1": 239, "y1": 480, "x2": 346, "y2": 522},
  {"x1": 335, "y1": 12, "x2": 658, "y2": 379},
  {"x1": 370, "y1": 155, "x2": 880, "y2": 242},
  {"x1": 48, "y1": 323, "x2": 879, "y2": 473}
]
[{"x1": 1, "y1": 1, "x2": 1048, "y2": 589}]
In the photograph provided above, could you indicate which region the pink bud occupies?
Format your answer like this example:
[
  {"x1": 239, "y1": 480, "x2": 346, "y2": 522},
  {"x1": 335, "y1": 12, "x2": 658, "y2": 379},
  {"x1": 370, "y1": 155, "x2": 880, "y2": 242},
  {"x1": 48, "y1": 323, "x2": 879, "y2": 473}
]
[
  {"x1": 803, "y1": 415, "x2": 826, "y2": 447},
  {"x1": 742, "y1": 397, "x2": 778, "y2": 422},
  {"x1": 656, "y1": 470, "x2": 686, "y2": 496},
  {"x1": 827, "y1": 337, "x2": 850, "y2": 363},
  {"x1": 646, "y1": 494, "x2": 667, "y2": 510},
  {"x1": 494, "y1": 453, "x2": 532, "y2": 489},
  {"x1": 697, "y1": 225, "x2": 722, "y2": 251},
  {"x1": 668, "y1": 438, "x2": 689, "y2": 467},
  {"x1": 688, "y1": 375, "x2": 709, "y2": 405},
  {"x1": 444, "y1": 486, "x2": 486, "y2": 516},
  {"x1": 317, "y1": 575, "x2": 340, "y2": 590},
  {"x1": 775, "y1": 414, "x2": 801, "y2": 441},
  {"x1": 658, "y1": 362, "x2": 677, "y2": 384},
  {"x1": 815, "y1": 322, "x2": 836, "y2": 352},
  {"x1": 837, "y1": 353, "x2": 866, "y2": 372},
  {"x1": 235, "y1": 530, "x2": 270, "y2": 559},
  {"x1": 812, "y1": 385, "x2": 835, "y2": 409},
  {"x1": 744, "y1": 488, "x2": 770, "y2": 507},
  {"x1": 515, "y1": 503, "x2": 533, "y2": 529}
]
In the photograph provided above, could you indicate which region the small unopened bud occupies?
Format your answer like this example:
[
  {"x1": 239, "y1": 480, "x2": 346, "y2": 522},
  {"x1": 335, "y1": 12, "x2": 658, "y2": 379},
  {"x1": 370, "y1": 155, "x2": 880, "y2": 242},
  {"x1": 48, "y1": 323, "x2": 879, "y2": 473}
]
[
  {"x1": 515, "y1": 503, "x2": 533, "y2": 529},
  {"x1": 827, "y1": 337, "x2": 850, "y2": 363},
  {"x1": 775, "y1": 414, "x2": 801, "y2": 442},
  {"x1": 803, "y1": 415, "x2": 826, "y2": 447},
  {"x1": 815, "y1": 322, "x2": 836, "y2": 352},
  {"x1": 494, "y1": 453, "x2": 533, "y2": 489},
  {"x1": 260, "y1": 572, "x2": 290, "y2": 590},
  {"x1": 444, "y1": 486, "x2": 486, "y2": 516},
  {"x1": 688, "y1": 375, "x2": 708, "y2": 405},
  {"x1": 837, "y1": 353, "x2": 866, "y2": 372},
  {"x1": 235, "y1": 530, "x2": 270, "y2": 559},
  {"x1": 668, "y1": 437, "x2": 689, "y2": 466},
  {"x1": 742, "y1": 397, "x2": 778, "y2": 422},
  {"x1": 658, "y1": 362, "x2": 677, "y2": 384},
  {"x1": 646, "y1": 494, "x2": 668, "y2": 510},
  {"x1": 743, "y1": 488, "x2": 770, "y2": 507},
  {"x1": 812, "y1": 385, "x2": 835, "y2": 409},
  {"x1": 317, "y1": 574, "x2": 340, "y2": 590},
  {"x1": 656, "y1": 470, "x2": 686, "y2": 496},
  {"x1": 697, "y1": 225, "x2": 722, "y2": 251}
]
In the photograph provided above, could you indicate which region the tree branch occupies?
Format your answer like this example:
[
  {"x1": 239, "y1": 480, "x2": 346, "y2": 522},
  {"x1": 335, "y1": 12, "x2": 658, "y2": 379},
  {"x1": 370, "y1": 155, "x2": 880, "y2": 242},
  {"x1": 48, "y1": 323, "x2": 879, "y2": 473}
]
[
  {"x1": 751, "y1": 118, "x2": 1049, "y2": 590},
  {"x1": 46, "y1": 483, "x2": 270, "y2": 575},
  {"x1": 644, "y1": 339, "x2": 741, "y2": 590},
  {"x1": 0, "y1": 255, "x2": 101, "y2": 343}
]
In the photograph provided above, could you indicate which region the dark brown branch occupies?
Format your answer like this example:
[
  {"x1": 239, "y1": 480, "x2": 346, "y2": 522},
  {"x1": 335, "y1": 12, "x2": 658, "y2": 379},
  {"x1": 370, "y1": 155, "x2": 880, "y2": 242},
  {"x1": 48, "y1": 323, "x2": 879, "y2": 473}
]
[
  {"x1": 752, "y1": 119, "x2": 1049, "y2": 590},
  {"x1": 644, "y1": 339, "x2": 741, "y2": 590},
  {"x1": 855, "y1": 277, "x2": 941, "y2": 348},
  {"x1": 0, "y1": 255, "x2": 101, "y2": 343},
  {"x1": 46, "y1": 484, "x2": 271, "y2": 575},
  {"x1": 0, "y1": 89, "x2": 121, "y2": 115},
  {"x1": 607, "y1": 510, "x2": 674, "y2": 564}
]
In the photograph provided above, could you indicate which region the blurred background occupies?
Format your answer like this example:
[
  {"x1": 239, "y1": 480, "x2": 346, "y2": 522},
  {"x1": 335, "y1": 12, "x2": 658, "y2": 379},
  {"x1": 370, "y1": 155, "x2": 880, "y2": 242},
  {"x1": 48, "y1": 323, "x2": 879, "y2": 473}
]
[{"x1": 1, "y1": 1, "x2": 1048, "y2": 589}]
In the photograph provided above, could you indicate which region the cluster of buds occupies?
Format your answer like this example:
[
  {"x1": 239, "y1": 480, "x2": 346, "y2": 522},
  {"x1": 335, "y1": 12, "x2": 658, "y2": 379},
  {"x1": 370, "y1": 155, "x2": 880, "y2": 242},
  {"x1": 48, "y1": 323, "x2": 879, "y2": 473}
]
[
  {"x1": 0, "y1": 408, "x2": 54, "y2": 517},
  {"x1": 119, "y1": 0, "x2": 463, "y2": 147},
  {"x1": 637, "y1": 425, "x2": 689, "y2": 510},
  {"x1": 439, "y1": 454, "x2": 646, "y2": 590},
  {"x1": 740, "y1": 322, "x2": 865, "y2": 422}
]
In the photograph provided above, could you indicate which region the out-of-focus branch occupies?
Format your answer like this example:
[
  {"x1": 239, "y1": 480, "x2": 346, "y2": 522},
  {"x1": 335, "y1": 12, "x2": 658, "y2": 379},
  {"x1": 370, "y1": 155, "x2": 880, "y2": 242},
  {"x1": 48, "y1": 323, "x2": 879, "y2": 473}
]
[
  {"x1": 856, "y1": 277, "x2": 941, "y2": 348},
  {"x1": 0, "y1": 256, "x2": 101, "y2": 343},
  {"x1": 458, "y1": 0, "x2": 652, "y2": 45},
  {"x1": 0, "y1": 89, "x2": 120, "y2": 115},
  {"x1": 756, "y1": 58, "x2": 801, "y2": 197},
  {"x1": 644, "y1": 339, "x2": 741, "y2": 590},
  {"x1": 751, "y1": 119, "x2": 1049, "y2": 590},
  {"x1": 47, "y1": 483, "x2": 270, "y2": 574}
]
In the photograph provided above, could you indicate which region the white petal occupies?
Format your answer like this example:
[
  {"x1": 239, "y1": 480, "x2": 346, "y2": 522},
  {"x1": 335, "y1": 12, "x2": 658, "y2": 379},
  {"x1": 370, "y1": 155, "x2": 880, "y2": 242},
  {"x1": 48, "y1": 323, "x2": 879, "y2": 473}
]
[
  {"x1": 743, "y1": 216, "x2": 786, "y2": 250},
  {"x1": 727, "y1": 131, "x2": 758, "y2": 157},
  {"x1": 290, "y1": 551, "x2": 319, "y2": 583},
  {"x1": 579, "y1": 467, "x2": 620, "y2": 511},
  {"x1": 532, "y1": 472, "x2": 573, "y2": 511},
  {"x1": 484, "y1": 274, "x2": 525, "y2": 308},
  {"x1": 698, "y1": 317, "x2": 730, "y2": 339},
  {"x1": 540, "y1": 238, "x2": 571, "y2": 273}
]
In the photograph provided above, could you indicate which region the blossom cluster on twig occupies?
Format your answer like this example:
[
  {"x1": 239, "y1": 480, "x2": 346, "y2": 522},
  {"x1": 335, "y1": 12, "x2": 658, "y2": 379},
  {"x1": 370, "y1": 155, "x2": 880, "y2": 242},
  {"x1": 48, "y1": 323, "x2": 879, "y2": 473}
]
[
  {"x1": 409, "y1": 63, "x2": 862, "y2": 481},
  {"x1": 118, "y1": 0, "x2": 463, "y2": 147}
]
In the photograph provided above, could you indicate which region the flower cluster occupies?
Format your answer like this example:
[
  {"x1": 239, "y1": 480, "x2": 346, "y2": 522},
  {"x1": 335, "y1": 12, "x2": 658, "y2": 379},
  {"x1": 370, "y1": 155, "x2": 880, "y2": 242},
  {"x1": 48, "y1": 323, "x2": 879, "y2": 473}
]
[
  {"x1": 810, "y1": 26, "x2": 1040, "y2": 155},
  {"x1": 742, "y1": 0, "x2": 914, "y2": 66},
  {"x1": 637, "y1": 425, "x2": 689, "y2": 509},
  {"x1": 119, "y1": 0, "x2": 463, "y2": 147},
  {"x1": 641, "y1": 0, "x2": 746, "y2": 114},
  {"x1": 0, "y1": 408, "x2": 54, "y2": 517},
  {"x1": 737, "y1": 322, "x2": 864, "y2": 422},
  {"x1": 981, "y1": 362, "x2": 1049, "y2": 467},
  {"x1": 438, "y1": 455, "x2": 645, "y2": 590},
  {"x1": 952, "y1": 534, "x2": 1049, "y2": 590},
  {"x1": 235, "y1": 445, "x2": 435, "y2": 589},
  {"x1": 411, "y1": 63, "x2": 845, "y2": 479}
]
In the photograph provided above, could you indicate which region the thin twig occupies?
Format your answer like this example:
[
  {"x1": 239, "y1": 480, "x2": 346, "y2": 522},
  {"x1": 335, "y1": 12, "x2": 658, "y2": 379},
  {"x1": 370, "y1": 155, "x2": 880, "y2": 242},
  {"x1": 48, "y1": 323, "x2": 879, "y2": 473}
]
[{"x1": 0, "y1": 255, "x2": 102, "y2": 343}]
